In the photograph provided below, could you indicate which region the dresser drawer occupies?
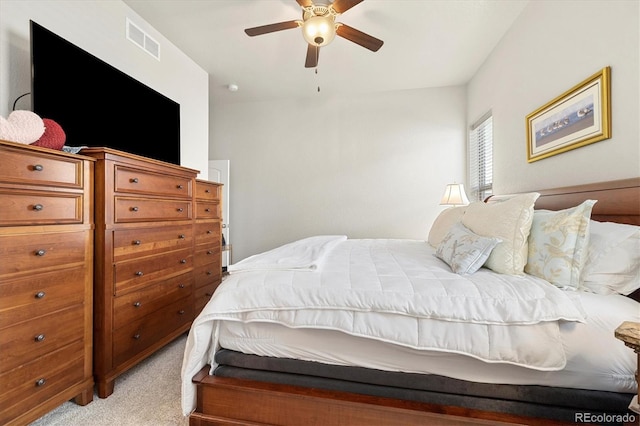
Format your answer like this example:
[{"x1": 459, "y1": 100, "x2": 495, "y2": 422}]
[
  {"x1": 113, "y1": 225, "x2": 193, "y2": 262},
  {"x1": 114, "y1": 197, "x2": 193, "y2": 223},
  {"x1": 195, "y1": 221, "x2": 221, "y2": 245},
  {"x1": 194, "y1": 262, "x2": 222, "y2": 289},
  {"x1": 195, "y1": 181, "x2": 220, "y2": 201},
  {"x1": 0, "y1": 268, "x2": 85, "y2": 328},
  {"x1": 113, "y1": 273, "x2": 193, "y2": 330},
  {"x1": 112, "y1": 297, "x2": 193, "y2": 367},
  {"x1": 0, "y1": 340, "x2": 85, "y2": 422},
  {"x1": 194, "y1": 245, "x2": 221, "y2": 268},
  {"x1": 114, "y1": 248, "x2": 193, "y2": 295},
  {"x1": 0, "y1": 231, "x2": 88, "y2": 276},
  {"x1": 195, "y1": 201, "x2": 221, "y2": 220},
  {"x1": 0, "y1": 306, "x2": 84, "y2": 373},
  {"x1": 0, "y1": 189, "x2": 83, "y2": 226},
  {"x1": 0, "y1": 147, "x2": 84, "y2": 189},
  {"x1": 114, "y1": 165, "x2": 192, "y2": 198},
  {"x1": 195, "y1": 282, "x2": 218, "y2": 314}
]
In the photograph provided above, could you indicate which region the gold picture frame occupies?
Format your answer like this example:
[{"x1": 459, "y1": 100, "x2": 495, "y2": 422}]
[{"x1": 526, "y1": 67, "x2": 611, "y2": 163}]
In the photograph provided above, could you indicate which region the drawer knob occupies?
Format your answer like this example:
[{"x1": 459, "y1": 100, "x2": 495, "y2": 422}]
[
  {"x1": 35, "y1": 378, "x2": 47, "y2": 387},
  {"x1": 177, "y1": 184, "x2": 184, "y2": 189},
  {"x1": 35, "y1": 334, "x2": 46, "y2": 342},
  {"x1": 178, "y1": 284, "x2": 185, "y2": 289},
  {"x1": 130, "y1": 206, "x2": 139, "y2": 212},
  {"x1": 133, "y1": 240, "x2": 141, "y2": 245},
  {"x1": 130, "y1": 178, "x2": 139, "y2": 183},
  {"x1": 177, "y1": 208, "x2": 184, "y2": 213},
  {"x1": 133, "y1": 301, "x2": 141, "y2": 308},
  {"x1": 205, "y1": 208, "x2": 211, "y2": 213},
  {"x1": 133, "y1": 334, "x2": 141, "y2": 340},
  {"x1": 35, "y1": 249, "x2": 46, "y2": 256},
  {"x1": 178, "y1": 310, "x2": 185, "y2": 315},
  {"x1": 33, "y1": 204, "x2": 44, "y2": 211},
  {"x1": 180, "y1": 259, "x2": 187, "y2": 264},
  {"x1": 206, "y1": 230, "x2": 212, "y2": 234},
  {"x1": 207, "y1": 250, "x2": 213, "y2": 255},
  {"x1": 205, "y1": 189, "x2": 211, "y2": 193},
  {"x1": 178, "y1": 234, "x2": 186, "y2": 239},
  {"x1": 135, "y1": 271, "x2": 144, "y2": 277},
  {"x1": 33, "y1": 164, "x2": 44, "y2": 172},
  {"x1": 206, "y1": 271, "x2": 212, "y2": 276},
  {"x1": 35, "y1": 291, "x2": 46, "y2": 299}
]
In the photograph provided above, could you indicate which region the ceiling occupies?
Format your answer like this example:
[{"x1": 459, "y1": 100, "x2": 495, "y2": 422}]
[{"x1": 123, "y1": 0, "x2": 529, "y2": 105}]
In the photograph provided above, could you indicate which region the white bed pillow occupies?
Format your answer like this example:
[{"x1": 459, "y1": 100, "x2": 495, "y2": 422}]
[
  {"x1": 427, "y1": 206, "x2": 467, "y2": 248},
  {"x1": 461, "y1": 193, "x2": 539, "y2": 275},
  {"x1": 525, "y1": 200, "x2": 596, "y2": 290},
  {"x1": 435, "y1": 222, "x2": 501, "y2": 274},
  {"x1": 580, "y1": 220, "x2": 640, "y2": 295}
]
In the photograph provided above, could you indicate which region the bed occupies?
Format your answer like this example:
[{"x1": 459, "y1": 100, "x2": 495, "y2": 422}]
[{"x1": 182, "y1": 178, "x2": 640, "y2": 426}]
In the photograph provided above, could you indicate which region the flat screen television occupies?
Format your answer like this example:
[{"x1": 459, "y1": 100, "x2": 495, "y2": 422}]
[{"x1": 30, "y1": 20, "x2": 181, "y2": 165}]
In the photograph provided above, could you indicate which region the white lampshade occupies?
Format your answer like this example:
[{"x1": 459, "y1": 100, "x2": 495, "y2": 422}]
[
  {"x1": 302, "y1": 15, "x2": 336, "y2": 47},
  {"x1": 440, "y1": 183, "x2": 470, "y2": 206}
]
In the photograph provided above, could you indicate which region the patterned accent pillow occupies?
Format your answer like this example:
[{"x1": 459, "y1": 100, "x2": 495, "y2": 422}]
[
  {"x1": 427, "y1": 206, "x2": 467, "y2": 247},
  {"x1": 525, "y1": 200, "x2": 597, "y2": 289},
  {"x1": 462, "y1": 193, "x2": 540, "y2": 275},
  {"x1": 436, "y1": 222, "x2": 501, "y2": 275}
]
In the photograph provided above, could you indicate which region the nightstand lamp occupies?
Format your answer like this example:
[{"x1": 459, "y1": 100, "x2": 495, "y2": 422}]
[{"x1": 440, "y1": 183, "x2": 470, "y2": 206}]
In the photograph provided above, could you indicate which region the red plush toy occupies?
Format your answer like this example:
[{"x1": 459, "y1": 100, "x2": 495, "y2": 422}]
[{"x1": 31, "y1": 118, "x2": 66, "y2": 150}]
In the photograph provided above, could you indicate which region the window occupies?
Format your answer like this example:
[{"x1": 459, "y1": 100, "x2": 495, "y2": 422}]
[{"x1": 468, "y1": 112, "x2": 493, "y2": 201}]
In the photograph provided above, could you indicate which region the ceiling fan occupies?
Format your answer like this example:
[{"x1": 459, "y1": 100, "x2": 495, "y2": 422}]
[{"x1": 244, "y1": 0, "x2": 383, "y2": 68}]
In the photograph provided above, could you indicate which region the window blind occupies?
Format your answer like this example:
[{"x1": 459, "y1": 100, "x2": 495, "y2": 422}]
[{"x1": 469, "y1": 112, "x2": 493, "y2": 201}]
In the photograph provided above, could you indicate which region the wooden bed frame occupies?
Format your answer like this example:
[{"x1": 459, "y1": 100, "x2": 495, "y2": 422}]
[{"x1": 189, "y1": 178, "x2": 640, "y2": 426}]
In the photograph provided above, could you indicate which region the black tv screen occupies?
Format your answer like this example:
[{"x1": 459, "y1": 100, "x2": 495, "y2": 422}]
[{"x1": 31, "y1": 21, "x2": 181, "y2": 165}]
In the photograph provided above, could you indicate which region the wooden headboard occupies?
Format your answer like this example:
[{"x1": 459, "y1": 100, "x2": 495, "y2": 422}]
[{"x1": 534, "y1": 178, "x2": 640, "y2": 225}]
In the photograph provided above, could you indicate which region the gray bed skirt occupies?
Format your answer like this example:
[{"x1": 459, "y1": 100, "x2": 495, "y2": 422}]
[{"x1": 214, "y1": 349, "x2": 635, "y2": 424}]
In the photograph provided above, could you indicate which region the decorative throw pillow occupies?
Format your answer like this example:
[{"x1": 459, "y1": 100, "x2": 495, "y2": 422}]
[
  {"x1": 435, "y1": 222, "x2": 501, "y2": 275},
  {"x1": 0, "y1": 110, "x2": 45, "y2": 144},
  {"x1": 427, "y1": 206, "x2": 467, "y2": 247},
  {"x1": 31, "y1": 118, "x2": 66, "y2": 150},
  {"x1": 525, "y1": 200, "x2": 597, "y2": 289},
  {"x1": 580, "y1": 220, "x2": 640, "y2": 295},
  {"x1": 461, "y1": 192, "x2": 540, "y2": 275}
]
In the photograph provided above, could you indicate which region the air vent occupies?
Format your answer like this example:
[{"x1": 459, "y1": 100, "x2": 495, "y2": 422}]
[{"x1": 126, "y1": 18, "x2": 160, "y2": 60}]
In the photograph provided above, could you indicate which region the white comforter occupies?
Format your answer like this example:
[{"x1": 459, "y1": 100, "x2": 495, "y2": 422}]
[{"x1": 181, "y1": 237, "x2": 585, "y2": 415}]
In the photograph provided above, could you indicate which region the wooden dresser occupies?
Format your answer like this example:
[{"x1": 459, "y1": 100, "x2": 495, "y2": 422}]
[
  {"x1": 0, "y1": 140, "x2": 95, "y2": 425},
  {"x1": 194, "y1": 180, "x2": 223, "y2": 314},
  {"x1": 82, "y1": 147, "x2": 199, "y2": 398}
]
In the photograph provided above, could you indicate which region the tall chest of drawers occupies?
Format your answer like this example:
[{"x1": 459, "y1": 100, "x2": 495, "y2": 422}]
[
  {"x1": 194, "y1": 180, "x2": 223, "y2": 314},
  {"x1": 82, "y1": 147, "x2": 199, "y2": 398},
  {"x1": 0, "y1": 140, "x2": 95, "y2": 425}
]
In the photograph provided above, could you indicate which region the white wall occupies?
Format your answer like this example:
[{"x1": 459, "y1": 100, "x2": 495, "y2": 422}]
[
  {"x1": 468, "y1": 0, "x2": 639, "y2": 194},
  {"x1": 0, "y1": 0, "x2": 209, "y2": 177},
  {"x1": 211, "y1": 86, "x2": 467, "y2": 261}
]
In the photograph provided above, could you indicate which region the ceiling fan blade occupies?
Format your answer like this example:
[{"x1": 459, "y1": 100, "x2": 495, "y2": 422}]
[
  {"x1": 244, "y1": 20, "x2": 300, "y2": 37},
  {"x1": 305, "y1": 44, "x2": 319, "y2": 68},
  {"x1": 296, "y1": 0, "x2": 314, "y2": 7},
  {"x1": 330, "y1": 0, "x2": 364, "y2": 14},
  {"x1": 336, "y1": 24, "x2": 383, "y2": 52}
]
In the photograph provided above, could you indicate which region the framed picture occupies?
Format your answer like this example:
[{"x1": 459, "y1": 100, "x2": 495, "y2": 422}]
[{"x1": 526, "y1": 67, "x2": 611, "y2": 162}]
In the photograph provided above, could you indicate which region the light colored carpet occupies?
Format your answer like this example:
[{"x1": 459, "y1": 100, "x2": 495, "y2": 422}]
[{"x1": 30, "y1": 334, "x2": 189, "y2": 426}]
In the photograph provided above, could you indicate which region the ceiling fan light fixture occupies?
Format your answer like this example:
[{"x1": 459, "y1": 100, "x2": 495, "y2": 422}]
[{"x1": 302, "y1": 15, "x2": 336, "y2": 47}]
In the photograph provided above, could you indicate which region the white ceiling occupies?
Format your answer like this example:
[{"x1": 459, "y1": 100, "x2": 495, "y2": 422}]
[{"x1": 123, "y1": 0, "x2": 529, "y2": 105}]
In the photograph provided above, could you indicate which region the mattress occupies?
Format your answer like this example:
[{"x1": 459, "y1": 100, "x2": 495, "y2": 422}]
[{"x1": 218, "y1": 290, "x2": 638, "y2": 394}]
